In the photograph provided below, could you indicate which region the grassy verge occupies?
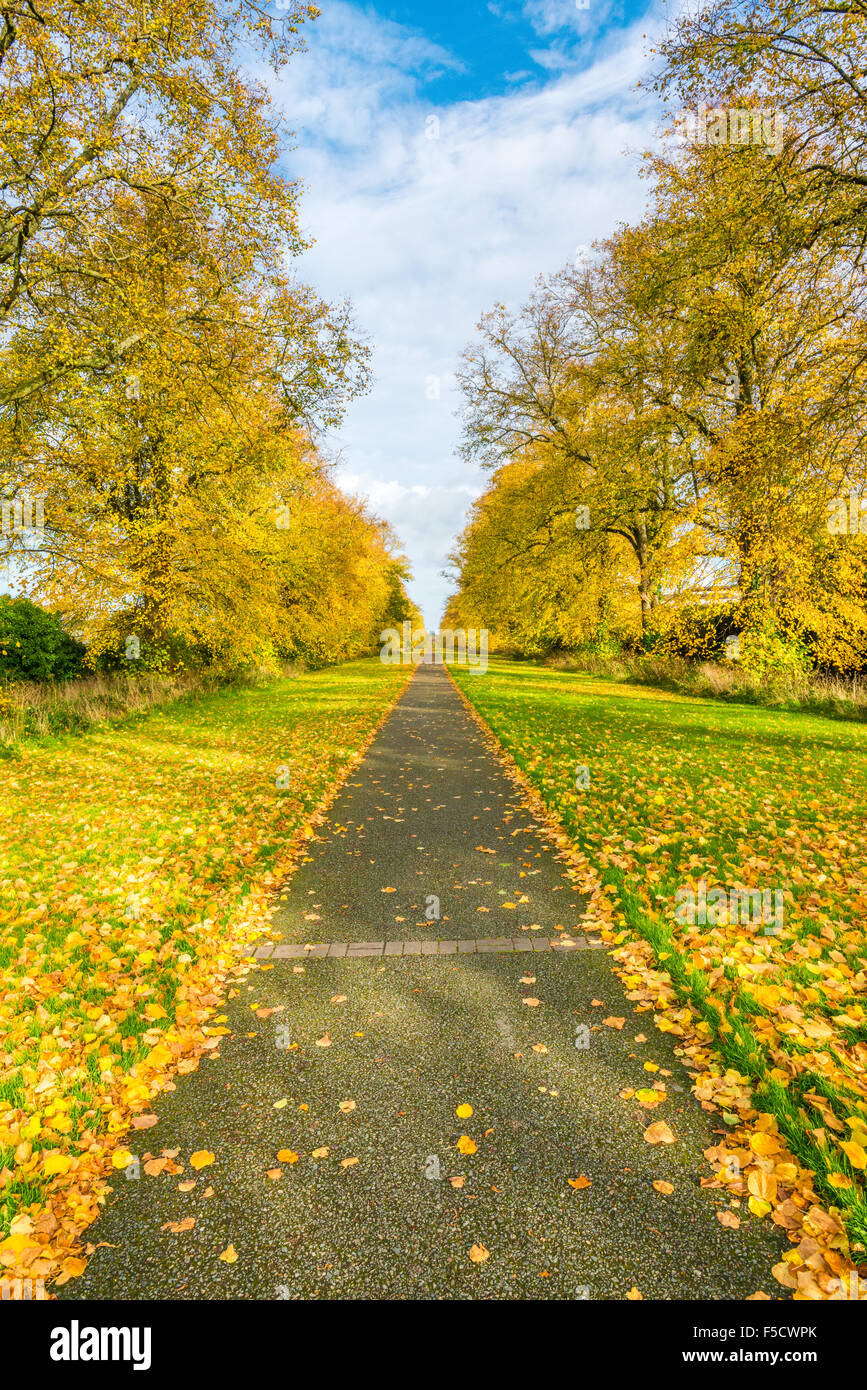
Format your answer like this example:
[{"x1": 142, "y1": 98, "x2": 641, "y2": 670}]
[
  {"x1": 0, "y1": 662, "x2": 301, "y2": 754},
  {"x1": 452, "y1": 658, "x2": 867, "y2": 1296},
  {"x1": 0, "y1": 656, "x2": 409, "y2": 1285},
  {"x1": 534, "y1": 651, "x2": 867, "y2": 722}
]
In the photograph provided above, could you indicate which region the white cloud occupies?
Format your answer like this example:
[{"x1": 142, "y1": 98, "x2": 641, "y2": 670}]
[{"x1": 266, "y1": 1, "x2": 668, "y2": 624}]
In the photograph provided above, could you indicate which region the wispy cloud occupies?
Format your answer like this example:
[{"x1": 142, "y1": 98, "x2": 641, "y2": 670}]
[{"x1": 266, "y1": 0, "x2": 667, "y2": 623}]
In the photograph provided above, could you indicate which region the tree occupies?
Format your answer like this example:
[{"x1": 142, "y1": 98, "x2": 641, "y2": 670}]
[
  {"x1": 653, "y1": 0, "x2": 867, "y2": 251},
  {"x1": 0, "y1": 0, "x2": 346, "y2": 420},
  {"x1": 456, "y1": 259, "x2": 700, "y2": 638}
]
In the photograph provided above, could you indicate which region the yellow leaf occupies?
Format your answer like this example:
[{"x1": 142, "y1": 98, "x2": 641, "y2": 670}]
[
  {"x1": 190, "y1": 1150, "x2": 215, "y2": 1170},
  {"x1": 455, "y1": 1104, "x2": 473, "y2": 1119},
  {"x1": 277, "y1": 1149, "x2": 299, "y2": 1164},
  {"x1": 468, "y1": 1243, "x2": 489, "y2": 1263},
  {"x1": 748, "y1": 1196, "x2": 772, "y2": 1218},
  {"x1": 626, "y1": 1287, "x2": 643, "y2": 1300},
  {"x1": 218, "y1": 1245, "x2": 238, "y2": 1263},
  {"x1": 643, "y1": 1121, "x2": 675, "y2": 1145},
  {"x1": 43, "y1": 1153, "x2": 73, "y2": 1176},
  {"x1": 747, "y1": 1170, "x2": 777, "y2": 1202},
  {"x1": 840, "y1": 1140, "x2": 867, "y2": 1170},
  {"x1": 749, "y1": 1132, "x2": 780, "y2": 1157},
  {"x1": 635, "y1": 1088, "x2": 665, "y2": 1107},
  {"x1": 457, "y1": 1135, "x2": 477, "y2": 1155},
  {"x1": 568, "y1": 1174, "x2": 592, "y2": 1190},
  {"x1": 653, "y1": 1180, "x2": 674, "y2": 1194}
]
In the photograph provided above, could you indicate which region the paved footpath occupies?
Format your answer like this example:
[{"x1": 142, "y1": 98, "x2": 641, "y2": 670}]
[{"x1": 63, "y1": 665, "x2": 783, "y2": 1301}]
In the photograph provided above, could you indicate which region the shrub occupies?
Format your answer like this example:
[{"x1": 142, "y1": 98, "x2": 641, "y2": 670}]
[{"x1": 0, "y1": 597, "x2": 86, "y2": 682}]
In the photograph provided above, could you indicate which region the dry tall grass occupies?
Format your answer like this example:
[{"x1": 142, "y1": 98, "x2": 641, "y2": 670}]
[
  {"x1": 0, "y1": 662, "x2": 299, "y2": 754},
  {"x1": 544, "y1": 651, "x2": 867, "y2": 719}
]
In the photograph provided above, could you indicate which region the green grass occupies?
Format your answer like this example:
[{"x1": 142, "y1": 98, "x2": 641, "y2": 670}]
[
  {"x1": 0, "y1": 656, "x2": 408, "y2": 1265},
  {"x1": 452, "y1": 658, "x2": 867, "y2": 1247}
]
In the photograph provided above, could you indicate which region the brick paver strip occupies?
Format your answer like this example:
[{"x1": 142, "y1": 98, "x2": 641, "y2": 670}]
[{"x1": 254, "y1": 936, "x2": 604, "y2": 960}]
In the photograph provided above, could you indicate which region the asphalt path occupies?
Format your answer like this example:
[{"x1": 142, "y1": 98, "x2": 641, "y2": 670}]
[{"x1": 63, "y1": 664, "x2": 783, "y2": 1300}]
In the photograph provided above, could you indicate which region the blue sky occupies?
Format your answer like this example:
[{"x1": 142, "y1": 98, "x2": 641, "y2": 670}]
[{"x1": 268, "y1": 0, "x2": 674, "y2": 624}]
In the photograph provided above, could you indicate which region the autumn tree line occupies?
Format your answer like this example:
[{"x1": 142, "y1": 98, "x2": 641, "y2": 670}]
[
  {"x1": 447, "y1": 0, "x2": 867, "y2": 676},
  {"x1": 0, "y1": 0, "x2": 417, "y2": 677}
]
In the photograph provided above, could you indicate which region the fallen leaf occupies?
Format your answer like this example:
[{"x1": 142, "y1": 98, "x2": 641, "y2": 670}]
[
  {"x1": 643, "y1": 1121, "x2": 676, "y2": 1145},
  {"x1": 162, "y1": 1217, "x2": 195, "y2": 1234},
  {"x1": 190, "y1": 1151, "x2": 215, "y2": 1170},
  {"x1": 218, "y1": 1245, "x2": 238, "y2": 1263},
  {"x1": 468, "y1": 1243, "x2": 489, "y2": 1263}
]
